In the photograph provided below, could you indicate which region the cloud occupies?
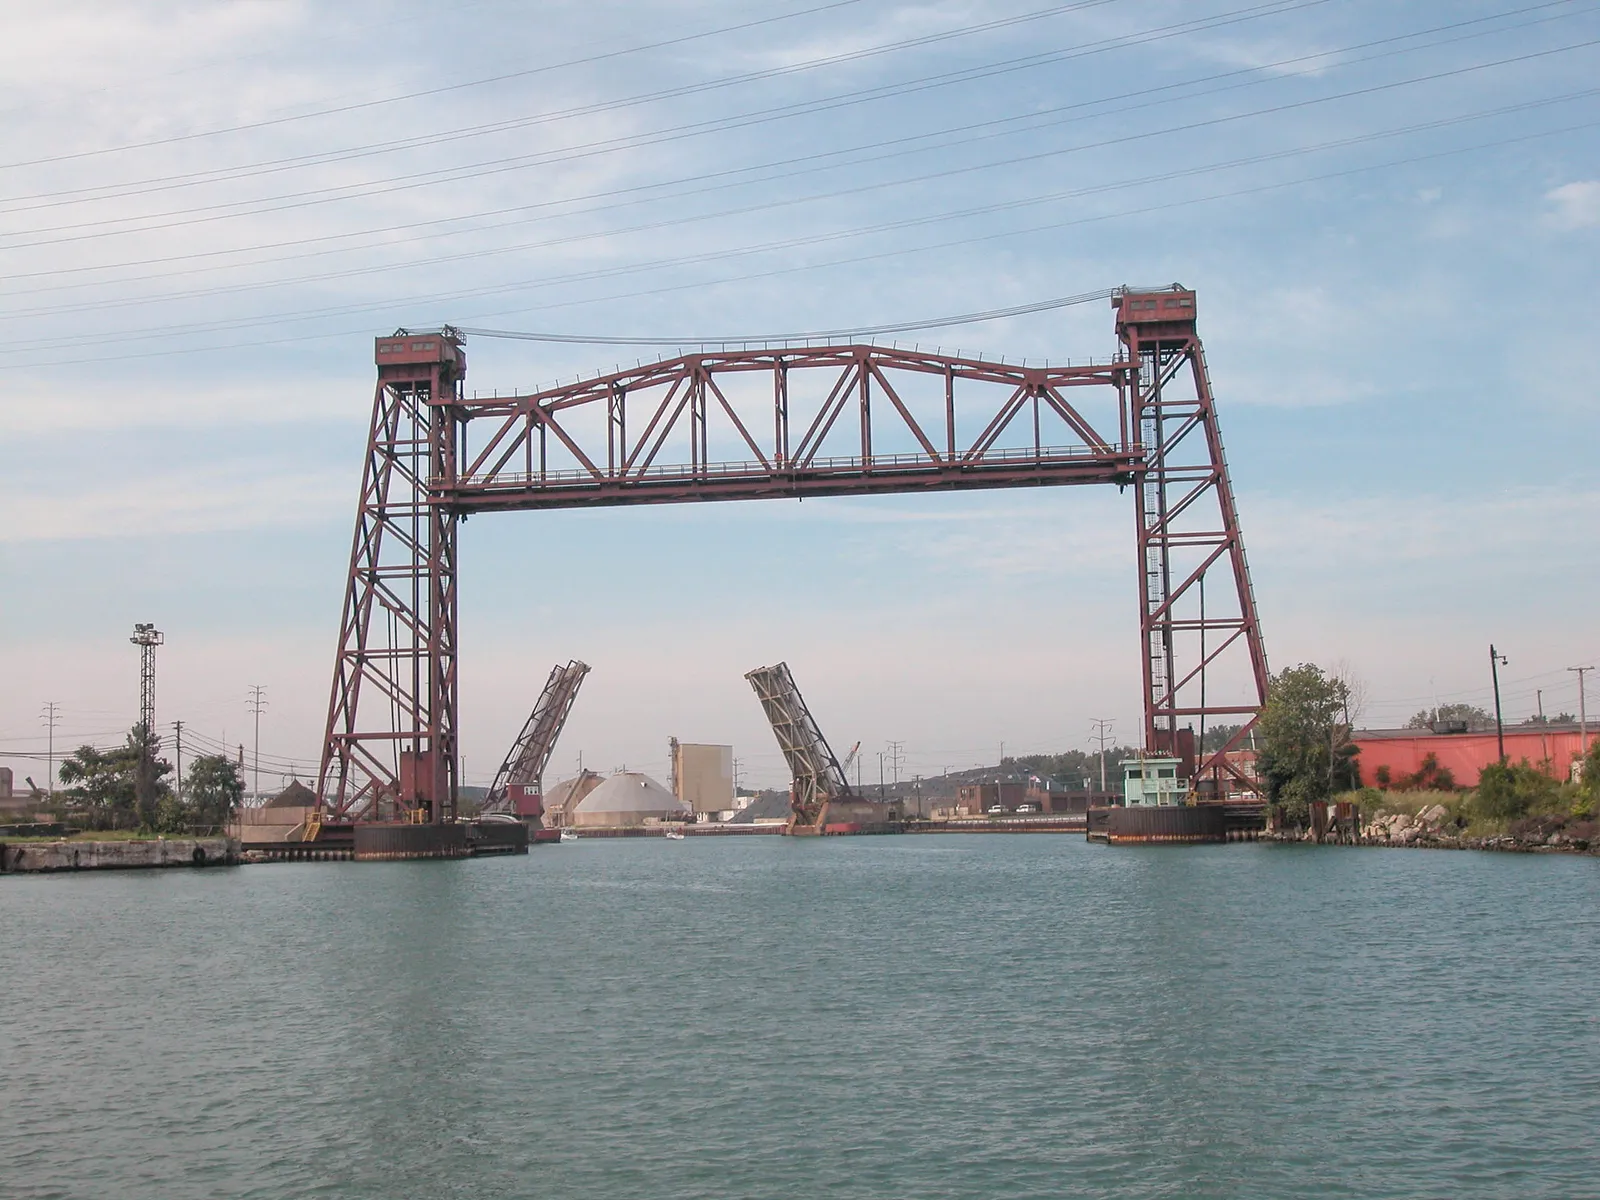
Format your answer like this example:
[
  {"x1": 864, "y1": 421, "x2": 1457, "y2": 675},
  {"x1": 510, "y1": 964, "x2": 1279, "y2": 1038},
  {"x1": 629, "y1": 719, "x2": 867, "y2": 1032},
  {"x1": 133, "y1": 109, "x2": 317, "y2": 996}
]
[
  {"x1": 0, "y1": 465, "x2": 346, "y2": 542},
  {"x1": 1545, "y1": 181, "x2": 1600, "y2": 231},
  {"x1": 1247, "y1": 483, "x2": 1599, "y2": 572},
  {"x1": 0, "y1": 376, "x2": 370, "y2": 433}
]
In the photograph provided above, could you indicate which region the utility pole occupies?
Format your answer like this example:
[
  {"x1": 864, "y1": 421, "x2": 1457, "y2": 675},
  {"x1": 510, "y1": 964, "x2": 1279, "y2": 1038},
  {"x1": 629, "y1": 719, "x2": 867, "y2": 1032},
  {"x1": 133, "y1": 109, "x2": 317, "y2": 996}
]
[
  {"x1": 877, "y1": 751, "x2": 885, "y2": 800},
  {"x1": 247, "y1": 686, "x2": 267, "y2": 803},
  {"x1": 1536, "y1": 690, "x2": 1547, "y2": 772},
  {"x1": 1091, "y1": 718, "x2": 1115, "y2": 794},
  {"x1": 40, "y1": 702, "x2": 60, "y2": 800},
  {"x1": 1489, "y1": 645, "x2": 1508, "y2": 764},
  {"x1": 173, "y1": 720, "x2": 184, "y2": 803},
  {"x1": 1570, "y1": 666, "x2": 1594, "y2": 758},
  {"x1": 887, "y1": 740, "x2": 904, "y2": 787}
]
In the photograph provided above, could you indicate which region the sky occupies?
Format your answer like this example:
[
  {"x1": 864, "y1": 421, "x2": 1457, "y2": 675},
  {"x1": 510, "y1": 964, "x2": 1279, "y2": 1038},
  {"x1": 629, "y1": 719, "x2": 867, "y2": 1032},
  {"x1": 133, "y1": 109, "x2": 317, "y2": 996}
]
[{"x1": 1, "y1": 0, "x2": 1597, "y2": 794}]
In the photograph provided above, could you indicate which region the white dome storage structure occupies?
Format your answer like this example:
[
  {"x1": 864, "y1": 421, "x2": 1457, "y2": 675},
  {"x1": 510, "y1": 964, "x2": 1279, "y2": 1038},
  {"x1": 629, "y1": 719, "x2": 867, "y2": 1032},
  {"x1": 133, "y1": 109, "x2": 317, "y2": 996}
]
[
  {"x1": 569, "y1": 771, "x2": 691, "y2": 828},
  {"x1": 542, "y1": 769, "x2": 605, "y2": 828}
]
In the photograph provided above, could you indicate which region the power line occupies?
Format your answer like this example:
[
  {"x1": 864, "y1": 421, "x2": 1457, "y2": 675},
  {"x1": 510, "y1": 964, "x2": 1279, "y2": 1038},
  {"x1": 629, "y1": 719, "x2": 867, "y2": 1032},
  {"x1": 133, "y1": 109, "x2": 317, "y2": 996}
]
[
  {"x1": 1090, "y1": 719, "x2": 1116, "y2": 793},
  {"x1": 0, "y1": 0, "x2": 880, "y2": 170},
  {"x1": 0, "y1": 0, "x2": 1340, "y2": 244},
  {"x1": 40, "y1": 702, "x2": 60, "y2": 800},
  {"x1": 246, "y1": 685, "x2": 268, "y2": 801},
  {"x1": 22, "y1": 35, "x2": 1591, "y2": 324},
  {"x1": 7, "y1": 0, "x2": 1569, "y2": 292},
  {"x1": 4, "y1": 92, "x2": 1594, "y2": 365},
  {"x1": 5, "y1": 109, "x2": 1595, "y2": 373},
  {"x1": 0, "y1": 0, "x2": 1124, "y2": 186}
]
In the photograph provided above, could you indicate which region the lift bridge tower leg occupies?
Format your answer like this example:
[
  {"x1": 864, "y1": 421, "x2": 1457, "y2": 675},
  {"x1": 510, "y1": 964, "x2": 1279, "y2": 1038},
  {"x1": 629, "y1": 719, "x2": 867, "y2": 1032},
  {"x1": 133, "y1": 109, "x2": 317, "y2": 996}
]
[
  {"x1": 1116, "y1": 290, "x2": 1268, "y2": 791},
  {"x1": 318, "y1": 330, "x2": 465, "y2": 824}
]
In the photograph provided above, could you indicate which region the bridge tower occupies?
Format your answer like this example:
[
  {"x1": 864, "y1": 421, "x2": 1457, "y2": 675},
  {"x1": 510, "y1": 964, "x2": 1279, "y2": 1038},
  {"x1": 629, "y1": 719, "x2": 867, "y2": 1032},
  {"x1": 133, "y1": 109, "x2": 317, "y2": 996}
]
[
  {"x1": 319, "y1": 329, "x2": 465, "y2": 823},
  {"x1": 1116, "y1": 289, "x2": 1268, "y2": 786}
]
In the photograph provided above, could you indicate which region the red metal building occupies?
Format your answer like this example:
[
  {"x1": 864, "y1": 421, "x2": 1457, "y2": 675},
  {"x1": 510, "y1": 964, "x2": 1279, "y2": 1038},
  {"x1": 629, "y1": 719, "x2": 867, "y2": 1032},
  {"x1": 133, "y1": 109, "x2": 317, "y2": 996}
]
[{"x1": 1353, "y1": 727, "x2": 1589, "y2": 787}]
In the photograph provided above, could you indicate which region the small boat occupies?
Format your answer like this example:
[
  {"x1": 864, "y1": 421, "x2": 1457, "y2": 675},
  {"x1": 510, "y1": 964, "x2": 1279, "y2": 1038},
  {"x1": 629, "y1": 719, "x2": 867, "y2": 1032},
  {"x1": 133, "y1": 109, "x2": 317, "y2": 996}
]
[
  {"x1": 559, "y1": 828, "x2": 578, "y2": 843},
  {"x1": 664, "y1": 828, "x2": 686, "y2": 840}
]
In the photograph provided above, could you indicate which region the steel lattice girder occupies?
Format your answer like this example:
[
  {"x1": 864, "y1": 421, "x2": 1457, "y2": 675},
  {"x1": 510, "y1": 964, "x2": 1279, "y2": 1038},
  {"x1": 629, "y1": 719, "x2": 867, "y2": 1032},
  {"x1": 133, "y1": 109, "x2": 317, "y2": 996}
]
[
  {"x1": 1119, "y1": 293, "x2": 1270, "y2": 788},
  {"x1": 317, "y1": 294, "x2": 1269, "y2": 817},
  {"x1": 319, "y1": 334, "x2": 462, "y2": 822},
  {"x1": 446, "y1": 345, "x2": 1139, "y2": 512}
]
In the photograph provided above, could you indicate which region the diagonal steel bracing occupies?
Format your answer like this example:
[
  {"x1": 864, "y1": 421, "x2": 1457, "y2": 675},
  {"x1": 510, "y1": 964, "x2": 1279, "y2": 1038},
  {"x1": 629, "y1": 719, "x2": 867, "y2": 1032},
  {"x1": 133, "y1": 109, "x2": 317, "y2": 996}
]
[{"x1": 318, "y1": 291, "x2": 1268, "y2": 819}]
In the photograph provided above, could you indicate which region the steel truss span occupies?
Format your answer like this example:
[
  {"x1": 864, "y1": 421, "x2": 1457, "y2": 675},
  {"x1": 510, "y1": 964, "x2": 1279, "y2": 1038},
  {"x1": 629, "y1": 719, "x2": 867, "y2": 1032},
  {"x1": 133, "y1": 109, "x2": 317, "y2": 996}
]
[{"x1": 317, "y1": 288, "x2": 1267, "y2": 820}]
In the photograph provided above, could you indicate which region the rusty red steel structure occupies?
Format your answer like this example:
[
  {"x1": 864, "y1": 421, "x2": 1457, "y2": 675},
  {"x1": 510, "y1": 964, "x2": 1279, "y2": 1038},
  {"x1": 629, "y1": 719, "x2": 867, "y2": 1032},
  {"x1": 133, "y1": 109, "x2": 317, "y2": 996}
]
[{"x1": 317, "y1": 287, "x2": 1267, "y2": 820}]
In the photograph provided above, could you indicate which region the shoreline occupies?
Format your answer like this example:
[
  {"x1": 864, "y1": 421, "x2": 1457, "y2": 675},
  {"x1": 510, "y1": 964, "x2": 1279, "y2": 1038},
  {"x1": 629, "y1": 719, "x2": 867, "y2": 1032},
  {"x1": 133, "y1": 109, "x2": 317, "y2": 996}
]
[{"x1": 1262, "y1": 830, "x2": 1599, "y2": 856}]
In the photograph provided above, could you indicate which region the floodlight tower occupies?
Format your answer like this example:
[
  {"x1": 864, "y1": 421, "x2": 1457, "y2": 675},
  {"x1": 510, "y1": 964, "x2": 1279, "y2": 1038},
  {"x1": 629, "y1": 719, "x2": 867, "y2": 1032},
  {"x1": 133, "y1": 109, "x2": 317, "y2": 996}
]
[{"x1": 130, "y1": 623, "x2": 164, "y2": 816}]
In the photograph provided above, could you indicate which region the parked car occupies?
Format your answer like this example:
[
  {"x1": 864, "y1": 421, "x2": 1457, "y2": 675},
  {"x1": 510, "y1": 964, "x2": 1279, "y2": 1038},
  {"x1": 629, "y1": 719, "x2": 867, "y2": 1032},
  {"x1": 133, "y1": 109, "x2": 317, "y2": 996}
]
[
  {"x1": 987, "y1": 804, "x2": 1005, "y2": 814},
  {"x1": 1016, "y1": 803, "x2": 1039, "y2": 814}
]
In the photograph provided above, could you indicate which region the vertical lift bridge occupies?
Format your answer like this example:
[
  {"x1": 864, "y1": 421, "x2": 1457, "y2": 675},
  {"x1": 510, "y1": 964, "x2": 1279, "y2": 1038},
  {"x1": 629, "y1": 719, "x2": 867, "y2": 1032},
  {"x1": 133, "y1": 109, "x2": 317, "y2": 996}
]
[{"x1": 315, "y1": 287, "x2": 1267, "y2": 824}]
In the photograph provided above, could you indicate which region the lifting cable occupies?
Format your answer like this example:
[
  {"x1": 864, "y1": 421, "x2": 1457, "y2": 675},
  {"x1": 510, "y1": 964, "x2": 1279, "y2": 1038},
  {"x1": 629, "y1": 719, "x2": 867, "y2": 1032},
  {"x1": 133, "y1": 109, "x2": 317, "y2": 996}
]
[{"x1": 451, "y1": 286, "x2": 1177, "y2": 347}]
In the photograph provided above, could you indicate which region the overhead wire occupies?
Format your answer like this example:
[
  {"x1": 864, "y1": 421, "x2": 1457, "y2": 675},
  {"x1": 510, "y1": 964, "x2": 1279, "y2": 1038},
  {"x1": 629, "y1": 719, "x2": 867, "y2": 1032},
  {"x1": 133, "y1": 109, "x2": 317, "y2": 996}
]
[
  {"x1": 0, "y1": 0, "x2": 1335, "y2": 241},
  {"x1": 4, "y1": 2, "x2": 1589, "y2": 306},
  {"x1": 0, "y1": 0, "x2": 878, "y2": 170},
  {"x1": 3, "y1": 86, "x2": 1595, "y2": 361},
  {"x1": 0, "y1": 0, "x2": 1126, "y2": 201},
  {"x1": 7, "y1": 107, "x2": 1597, "y2": 373}
]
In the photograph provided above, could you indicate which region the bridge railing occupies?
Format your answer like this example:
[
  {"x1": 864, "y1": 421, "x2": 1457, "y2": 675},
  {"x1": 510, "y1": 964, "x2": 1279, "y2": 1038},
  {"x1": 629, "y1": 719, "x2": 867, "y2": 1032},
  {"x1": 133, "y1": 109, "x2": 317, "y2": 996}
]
[{"x1": 447, "y1": 442, "x2": 1137, "y2": 491}]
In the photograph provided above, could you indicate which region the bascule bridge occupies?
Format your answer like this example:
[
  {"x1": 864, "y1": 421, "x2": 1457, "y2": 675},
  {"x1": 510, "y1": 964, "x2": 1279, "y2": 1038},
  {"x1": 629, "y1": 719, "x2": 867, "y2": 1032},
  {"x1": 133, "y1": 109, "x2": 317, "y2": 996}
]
[{"x1": 314, "y1": 286, "x2": 1267, "y2": 832}]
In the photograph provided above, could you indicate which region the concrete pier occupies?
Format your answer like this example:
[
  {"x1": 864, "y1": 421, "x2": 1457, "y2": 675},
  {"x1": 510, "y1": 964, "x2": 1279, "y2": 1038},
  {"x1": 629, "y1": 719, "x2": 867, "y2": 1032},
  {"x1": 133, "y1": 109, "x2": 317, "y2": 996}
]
[{"x1": 0, "y1": 837, "x2": 240, "y2": 873}]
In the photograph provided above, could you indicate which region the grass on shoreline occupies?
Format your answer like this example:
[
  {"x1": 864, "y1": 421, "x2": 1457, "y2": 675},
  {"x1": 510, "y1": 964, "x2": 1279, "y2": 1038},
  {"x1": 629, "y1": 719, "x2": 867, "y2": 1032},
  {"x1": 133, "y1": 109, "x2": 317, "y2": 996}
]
[{"x1": 1336, "y1": 781, "x2": 1595, "y2": 840}]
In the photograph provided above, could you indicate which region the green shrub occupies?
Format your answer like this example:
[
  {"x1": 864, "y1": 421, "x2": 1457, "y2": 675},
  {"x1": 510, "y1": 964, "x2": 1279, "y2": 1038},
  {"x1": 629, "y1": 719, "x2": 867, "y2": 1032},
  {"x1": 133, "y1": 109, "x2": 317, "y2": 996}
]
[{"x1": 1472, "y1": 761, "x2": 1559, "y2": 822}]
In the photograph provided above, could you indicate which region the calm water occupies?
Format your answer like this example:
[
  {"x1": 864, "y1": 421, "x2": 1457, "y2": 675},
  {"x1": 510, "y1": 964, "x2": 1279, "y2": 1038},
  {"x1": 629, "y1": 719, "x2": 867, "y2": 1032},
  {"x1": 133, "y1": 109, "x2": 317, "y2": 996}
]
[{"x1": 3, "y1": 836, "x2": 1598, "y2": 1199}]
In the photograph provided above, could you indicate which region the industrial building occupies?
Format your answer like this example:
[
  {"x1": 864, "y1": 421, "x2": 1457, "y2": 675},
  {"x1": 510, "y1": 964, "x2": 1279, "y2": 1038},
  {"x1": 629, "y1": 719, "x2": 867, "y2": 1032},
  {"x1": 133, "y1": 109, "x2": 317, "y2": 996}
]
[
  {"x1": 670, "y1": 739, "x2": 735, "y2": 818},
  {"x1": 1354, "y1": 725, "x2": 1591, "y2": 788},
  {"x1": 234, "y1": 780, "x2": 316, "y2": 844}
]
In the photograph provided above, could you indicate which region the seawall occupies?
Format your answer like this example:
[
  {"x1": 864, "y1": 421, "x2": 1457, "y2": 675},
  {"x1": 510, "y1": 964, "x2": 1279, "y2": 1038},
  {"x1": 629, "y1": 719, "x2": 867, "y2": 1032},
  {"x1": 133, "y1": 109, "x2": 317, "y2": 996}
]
[{"x1": 0, "y1": 837, "x2": 240, "y2": 873}]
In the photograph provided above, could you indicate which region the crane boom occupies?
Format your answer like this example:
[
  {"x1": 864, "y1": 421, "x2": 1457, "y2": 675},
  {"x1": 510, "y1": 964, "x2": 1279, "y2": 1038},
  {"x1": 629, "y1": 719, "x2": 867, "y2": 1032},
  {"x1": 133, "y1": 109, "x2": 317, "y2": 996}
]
[
  {"x1": 840, "y1": 741, "x2": 861, "y2": 778},
  {"x1": 483, "y1": 660, "x2": 590, "y2": 817}
]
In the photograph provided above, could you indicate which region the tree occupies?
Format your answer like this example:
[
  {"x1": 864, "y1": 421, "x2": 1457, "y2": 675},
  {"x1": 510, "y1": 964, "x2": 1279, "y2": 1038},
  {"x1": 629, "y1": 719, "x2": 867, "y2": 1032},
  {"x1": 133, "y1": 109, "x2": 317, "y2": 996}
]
[
  {"x1": 1202, "y1": 723, "x2": 1246, "y2": 753},
  {"x1": 1406, "y1": 704, "x2": 1493, "y2": 731},
  {"x1": 57, "y1": 742, "x2": 138, "y2": 828},
  {"x1": 1256, "y1": 664, "x2": 1361, "y2": 826},
  {"x1": 57, "y1": 727, "x2": 172, "y2": 831},
  {"x1": 1392, "y1": 752, "x2": 1456, "y2": 792},
  {"x1": 1574, "y1": 740, "x2": 1600, "y2": 818},
  {"x1": 184, "y1": 755, "x2": 244, "y2": 831}
]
